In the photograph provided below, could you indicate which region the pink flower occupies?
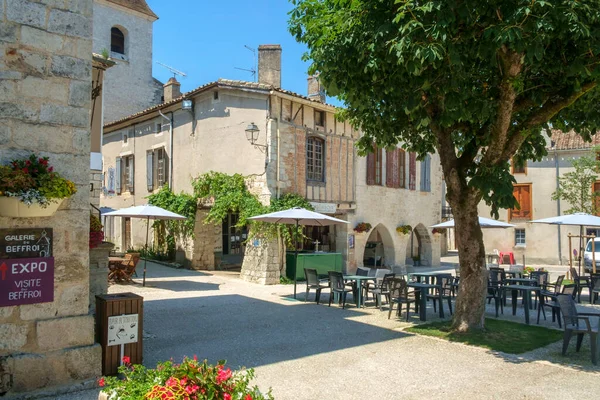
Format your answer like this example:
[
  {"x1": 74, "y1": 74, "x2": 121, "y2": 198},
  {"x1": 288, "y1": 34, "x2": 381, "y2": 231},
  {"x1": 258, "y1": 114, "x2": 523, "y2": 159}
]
[
  {"x1": 165, "y1": 377, "x2": 178, "y2": 387},
  {"x1": 193, "y1": 354, "x2": 198, "y2": 361},
  {"x1": 98, "y1": 377, "x2": 105, "y2": 387},
  {"x1": 185, "y1": 384, "x2": 199, "y2": 394},
  {"x1": 180, "y1": 377, "x2": 187, "y2": 386},
  {"x1": 48, "y1": 166, "x2": 53, "y2": 172},
  {"x1": 122, "y1": 356, "x2": 131, "y2": 364},
  {"x1": 216, "y1": 367, "x2": 232, "y2": 384},
  {"x1": 25, "y1": 160, "x2": 31, "y2": 166},
  {"x1": 245, "y1": 395, "x2": 253, "y2": 400},
  {"x1": 224, "y1": 394, "x2": 232, "y2": 400}
]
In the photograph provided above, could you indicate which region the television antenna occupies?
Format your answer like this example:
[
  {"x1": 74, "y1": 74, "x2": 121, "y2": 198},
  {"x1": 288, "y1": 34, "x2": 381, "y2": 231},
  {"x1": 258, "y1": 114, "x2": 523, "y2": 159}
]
[
  {"x1": 156, "y1": 61, "x2": 187, "y2": 79},
  {"x1": 234, "y1": 45, "x2": 256, "y2": 82}
]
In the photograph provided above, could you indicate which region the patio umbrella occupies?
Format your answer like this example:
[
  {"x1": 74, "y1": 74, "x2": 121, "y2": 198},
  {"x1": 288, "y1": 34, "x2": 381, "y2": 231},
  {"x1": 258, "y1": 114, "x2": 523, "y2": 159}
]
[
  {"x1": 249, "y1": 207, "x2": 349, "y2": 298},
  {"x1": 430, "y1": 217, "x2": 515, "y2": 229},
  {"x1": 103, "y1": 205, "x2": 186, "y2": 286},
  {"x1": 531, "y1": 213, "x2": 600, "y2": 275}
]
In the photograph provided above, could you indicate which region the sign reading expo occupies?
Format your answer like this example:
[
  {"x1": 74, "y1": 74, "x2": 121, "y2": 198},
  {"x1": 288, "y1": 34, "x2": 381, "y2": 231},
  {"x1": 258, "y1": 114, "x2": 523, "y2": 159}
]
[{"x1": 0, "y1": 229, "x2": 54, "y2": 307}]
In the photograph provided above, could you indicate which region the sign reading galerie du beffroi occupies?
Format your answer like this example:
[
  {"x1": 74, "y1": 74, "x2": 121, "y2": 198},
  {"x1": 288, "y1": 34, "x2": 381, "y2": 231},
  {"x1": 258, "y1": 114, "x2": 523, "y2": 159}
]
[{"x1": 0, "y1": 228, "x2": 54, "y2": 307}]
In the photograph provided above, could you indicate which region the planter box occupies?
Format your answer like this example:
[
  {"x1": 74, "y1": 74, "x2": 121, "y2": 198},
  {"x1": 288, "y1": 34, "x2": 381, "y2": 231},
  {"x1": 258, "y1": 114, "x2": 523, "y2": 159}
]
[{"x1": 0, "y1": 197, "x2": 63, "y2": 217}]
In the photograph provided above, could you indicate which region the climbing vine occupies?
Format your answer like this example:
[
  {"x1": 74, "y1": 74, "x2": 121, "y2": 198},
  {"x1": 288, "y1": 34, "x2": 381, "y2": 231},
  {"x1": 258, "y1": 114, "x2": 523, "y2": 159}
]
[{"x1": 147, "y1": 185, "x2": 197, "y2": 257}]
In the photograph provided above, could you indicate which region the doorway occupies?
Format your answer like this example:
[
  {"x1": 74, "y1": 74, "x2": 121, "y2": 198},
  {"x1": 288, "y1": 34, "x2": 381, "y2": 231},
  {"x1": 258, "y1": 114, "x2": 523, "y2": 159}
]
[{"x1": 222, "y1": 213, "x2": 247, "y2": 266}]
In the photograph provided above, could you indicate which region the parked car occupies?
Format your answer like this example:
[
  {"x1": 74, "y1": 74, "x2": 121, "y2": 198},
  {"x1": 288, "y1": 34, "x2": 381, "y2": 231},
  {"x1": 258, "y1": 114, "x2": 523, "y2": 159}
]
[{"x1": 583, "y1": 237, "x2": 600, "y2": 273}]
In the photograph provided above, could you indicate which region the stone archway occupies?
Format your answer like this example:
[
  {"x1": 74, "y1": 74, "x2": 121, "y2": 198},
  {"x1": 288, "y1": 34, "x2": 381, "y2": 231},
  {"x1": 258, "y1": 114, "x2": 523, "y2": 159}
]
[
  {"x1": 405, "y1": 223, "x2": 433, "y2": 266},
  {"x1": 361, "y1": 223, "x2": 396, "y2": 267}
]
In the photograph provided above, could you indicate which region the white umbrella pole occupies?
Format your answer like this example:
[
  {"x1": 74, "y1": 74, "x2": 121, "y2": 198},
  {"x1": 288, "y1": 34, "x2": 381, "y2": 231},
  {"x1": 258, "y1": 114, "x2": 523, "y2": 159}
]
[
  {"x1": 579, "y1": 225, "x2": 583, "y2": 276},
  {"x1": 294, "y1": 219, "x2": 298, "y2": 299},
  {"x1": 143, "y1": 216, "x2": 149, "y2": 287}
]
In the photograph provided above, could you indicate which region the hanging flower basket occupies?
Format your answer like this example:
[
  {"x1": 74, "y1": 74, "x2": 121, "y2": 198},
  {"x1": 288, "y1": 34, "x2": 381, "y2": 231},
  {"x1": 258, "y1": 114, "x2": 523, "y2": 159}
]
[
  {"x1": 396, "y1": 225, "x2": 412, "y2": 235},
  {"x1": 0, "y1": 154, "x2": 76, "y2": 218},
  {"x1": 432, "y1": 228, "x2": 446, "y2": 235},
  {"x1": 353, "y1": 222, "x2": 372, "y2": 233}
]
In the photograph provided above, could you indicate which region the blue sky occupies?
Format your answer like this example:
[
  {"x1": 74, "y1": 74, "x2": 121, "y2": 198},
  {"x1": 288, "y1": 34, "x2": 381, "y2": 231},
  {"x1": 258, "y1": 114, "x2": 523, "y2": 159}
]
[{"x1": 147, "y1": 0, "x2": 338, "y2": 104}]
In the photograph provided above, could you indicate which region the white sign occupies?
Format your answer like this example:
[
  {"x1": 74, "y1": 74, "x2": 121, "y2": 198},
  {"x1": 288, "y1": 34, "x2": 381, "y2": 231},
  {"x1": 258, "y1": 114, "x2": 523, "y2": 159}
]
[
  {"x1": 310, "y1": 202, "x2": 337, "y2": 214},
  {"x1": 107, "y1": 314, "x2": 139, "y2": 346}
]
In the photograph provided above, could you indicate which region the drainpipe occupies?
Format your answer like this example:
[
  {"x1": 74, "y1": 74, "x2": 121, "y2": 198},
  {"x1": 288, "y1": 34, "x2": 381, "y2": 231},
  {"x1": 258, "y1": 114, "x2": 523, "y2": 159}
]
[
  {"x1": 276, "y1": 116, "x2": 280, "y2": 199},
  {"x1": 555, "y1": 147, "x2": 562, "y2": 264},
  {"x1": 158, "y1": 109, "x2": 174, "y2": 189}
]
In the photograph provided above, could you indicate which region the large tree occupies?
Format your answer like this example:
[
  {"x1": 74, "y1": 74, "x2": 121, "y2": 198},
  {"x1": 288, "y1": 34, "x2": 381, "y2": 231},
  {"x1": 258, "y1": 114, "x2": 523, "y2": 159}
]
[
  {"x1": 290, "y1": 0, "x2": 600, "y2": 331},
  {"x1": 552, "y1": 152, "x2": 600, "y2": 215}
]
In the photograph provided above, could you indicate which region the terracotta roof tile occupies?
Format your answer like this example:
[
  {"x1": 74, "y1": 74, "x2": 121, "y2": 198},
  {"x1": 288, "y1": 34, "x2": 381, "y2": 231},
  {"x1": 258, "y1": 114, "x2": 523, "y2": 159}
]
[
  {"x1": 106, "y1": 0, "x2": 158, "y2": 19},
  {"x1": 550, "y1": 129, "x2": 600, "y2": 150}
]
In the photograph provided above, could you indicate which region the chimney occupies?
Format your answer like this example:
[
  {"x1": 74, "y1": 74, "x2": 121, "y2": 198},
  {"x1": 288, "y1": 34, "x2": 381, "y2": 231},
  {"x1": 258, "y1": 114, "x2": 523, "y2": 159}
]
[
  {"x1": 163, "y1": 77, "x2": 181, "y2": 102},
  {"x1": 307, "y1": 73, "x2": 325, "y2": 103},
  {"x1": 258, "y1": 44, "x2": 281, "y2": 88}
]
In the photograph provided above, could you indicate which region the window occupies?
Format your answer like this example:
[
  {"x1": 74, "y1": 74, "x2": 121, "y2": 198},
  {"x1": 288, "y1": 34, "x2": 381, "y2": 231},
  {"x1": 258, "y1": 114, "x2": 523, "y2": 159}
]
[
  {"x1": 366, "y1": 145, "x2": 383, "y2": 185},
  {"x1": 307, "y1": 137, "x2": 324, "y2": 182},
  {"x1": 314, "y1": 110, "x2": 325, "y2": 130},
  {"x1": 512, "y1": 158, "x2": 527, "y2": 174},
  {"x1": 213, "y1": 91, "x2": 219, "y2": 100},
  {"x1": 111, "y1": 27, "x2": 125, "y2": 55},
  {"x1": 385, "y1": 148, "x2": 406, "y2": 188},
  {"x1": 122, "y1": 131, "x2": 128, "y2": 144},
  {"x1": 154, "y1": 123, "x2": 162, "y2": 134},
  {"x1": 146, "y1": 148, "x2": 168, "y2": 191},
  {"x1": 509, "y1": 183, "x2": 532, "y2": 221},
  {"x1": 115, "y1": 155, "x2": 134, "y2": 194},
  {"x1": 408, "y1": 152, "x2": 417, "y2": 190},
  {"x1": 420, "y1": 154, "x2": 431, "y2": 192},
  {"x1": 515, "y1": 229, "x2": 526, "y2": 246}
]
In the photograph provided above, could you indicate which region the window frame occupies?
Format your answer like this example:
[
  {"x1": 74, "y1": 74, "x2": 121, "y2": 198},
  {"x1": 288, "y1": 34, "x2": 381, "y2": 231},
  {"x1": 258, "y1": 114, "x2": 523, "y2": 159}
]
[
  {"x1": 367, "y1": 145, "x2": 383, "y2": 186},
  {"x1": 509, "y1": 183, "x2": 532, "y2": 221},
  {"x1": 121, "y1": 155, "x2": 134, "y2": 194},
  {"x1": 110, "y1": 27, "x2": 125, "y2": 55},
  {"x1": 306, "y1": 136, "x2": 325, "y2": 183},
  {"x1": 515, "y1": 228, "x2": 526, "y2": 246},
  {"x1": 314, "y1": 110, "x2": 326, "y2": 130},
  {"x1": 511, "y1": 158, "x2": 527, "y2": 174}
]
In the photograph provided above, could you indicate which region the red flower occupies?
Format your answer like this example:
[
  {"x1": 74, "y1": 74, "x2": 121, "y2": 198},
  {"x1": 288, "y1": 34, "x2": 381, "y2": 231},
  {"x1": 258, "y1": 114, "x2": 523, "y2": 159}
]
[
  {"x1": 245, "y1": 395, "x2": 253, "y2": 400},
  {"x1": 98, "y1": 377, "x2": 105, "y2": 387},
  {"x1": 25, "y1": 160, "x2": 31, "y2": 166},
  {"x1": 165, "y1": 377, "x2": 178, "y2": 387},
  {"x1": 122, "y1": 355, "x2": 130, "y2": 364},
  {"x1": 22, "y1": 168, "x2": 28, "y2": 174},
  {"x1": 216, "y1": 367, "x2": 232, "y2": 384},
  {"x1": 224, "y1": 394, "x2": 232, "y2": 400},
  {"x1": 48, "y1": 166, "x2": 53, "y2": 172},
  {"x1": 193, "y1": 354, "x2": 198, "y2": 361},
  {"x1": 185, "y1": 384, "x2": 199, "y2": 394}
]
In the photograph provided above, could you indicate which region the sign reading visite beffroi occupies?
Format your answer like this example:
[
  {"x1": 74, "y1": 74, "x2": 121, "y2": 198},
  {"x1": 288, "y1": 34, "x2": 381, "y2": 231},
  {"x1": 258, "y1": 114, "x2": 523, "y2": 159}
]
[{"x1": 0, "y1": 228, "x2": 54, "y2": 307}]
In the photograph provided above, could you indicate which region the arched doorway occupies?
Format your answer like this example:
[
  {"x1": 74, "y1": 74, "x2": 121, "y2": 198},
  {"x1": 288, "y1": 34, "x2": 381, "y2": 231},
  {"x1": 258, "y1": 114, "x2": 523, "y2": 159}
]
[
  {"x1": 405, "y1": 223, "x2": 433, "y2": 266},
  {"x1": 363, "y1": 224, "x2": 395, "y2": 267}
]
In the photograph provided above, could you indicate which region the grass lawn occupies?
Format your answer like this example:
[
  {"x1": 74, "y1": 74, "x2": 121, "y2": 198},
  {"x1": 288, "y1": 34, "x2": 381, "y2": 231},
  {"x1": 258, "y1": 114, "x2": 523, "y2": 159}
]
[{"x1": 405, "y1": 318, "x2": 563, "y2": 354}]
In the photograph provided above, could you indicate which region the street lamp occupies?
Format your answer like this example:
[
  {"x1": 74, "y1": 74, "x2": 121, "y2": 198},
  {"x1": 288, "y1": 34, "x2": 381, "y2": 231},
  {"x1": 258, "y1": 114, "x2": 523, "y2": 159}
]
[{"x1": 245, "y1": 122, "x2": 260, "y2": 145}]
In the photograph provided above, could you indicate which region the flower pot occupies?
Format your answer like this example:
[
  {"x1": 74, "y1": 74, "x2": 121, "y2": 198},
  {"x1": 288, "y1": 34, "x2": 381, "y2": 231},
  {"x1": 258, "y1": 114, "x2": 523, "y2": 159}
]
[{"x1": 0, "y1": 197, "x2": 63, "y2": 217}]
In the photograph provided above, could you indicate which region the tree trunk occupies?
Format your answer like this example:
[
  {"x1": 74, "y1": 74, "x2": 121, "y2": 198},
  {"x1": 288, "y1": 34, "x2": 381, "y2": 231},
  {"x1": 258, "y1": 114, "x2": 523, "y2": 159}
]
[{"x1": 448, "y1": 191, "x2": 488, "y2": 332}]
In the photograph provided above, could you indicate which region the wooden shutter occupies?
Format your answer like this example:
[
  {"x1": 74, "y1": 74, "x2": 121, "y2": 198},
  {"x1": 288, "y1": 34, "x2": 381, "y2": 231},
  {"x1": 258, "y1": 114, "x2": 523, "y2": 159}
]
[
  {"x1": 510, "y1": 184, "x2": 532, "y2": 220},
  {"x1": 386, "y1": 149, "x2": 401, "y2": 188},
  {"x1": 115, "y1": 157, "x2": 122, "y2": 195},
  {"x1": 409, "y1": 152, "x2": 416, "y2": 190},
  {"x1": 366, "y1": 148, "x2": 376, "y2": 185},
  {"x1": 146, "y1": 151, "x2": 154, "y2": 192},
  {"x1": 398, "y1": 149, "x2": 406, "y2": 188},
  {"x1": 128, "y1": 156, "x2": 135, "y2": 194},
  {"x1": 594, "y1": 181, "x2": 600, "y2": 216}
]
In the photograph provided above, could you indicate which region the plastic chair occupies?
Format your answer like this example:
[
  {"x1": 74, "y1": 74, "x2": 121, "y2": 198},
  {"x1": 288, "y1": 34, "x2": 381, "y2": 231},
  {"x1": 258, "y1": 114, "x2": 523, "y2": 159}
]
[
  {"x1": 557, "y1": 294, "x2": 600, "y2": 365},
  {"x1": 368, "y1": 273, "x2": 395, "y2": 310},
  {"x1": 304, "y1": 268, "x2": 328, "y2": 304},
  {"x1": 426, "y1": 273, "x2": 454, "y2": 316},
  {"x1": 328, "y1": 271, "x2": 353, "y2": 309},
  {"x1": 570, "y1": 267, "x2": 592, "y2": 303},
  {"x1": 388, "y1": 277, "x2": 416, "y2": 321}
]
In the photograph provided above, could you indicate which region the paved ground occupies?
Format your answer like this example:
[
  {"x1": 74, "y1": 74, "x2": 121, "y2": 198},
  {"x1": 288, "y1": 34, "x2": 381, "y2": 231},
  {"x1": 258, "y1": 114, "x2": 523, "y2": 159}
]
[{"x1": 54, "y1": 259, "x2": 600, "y2": 400}]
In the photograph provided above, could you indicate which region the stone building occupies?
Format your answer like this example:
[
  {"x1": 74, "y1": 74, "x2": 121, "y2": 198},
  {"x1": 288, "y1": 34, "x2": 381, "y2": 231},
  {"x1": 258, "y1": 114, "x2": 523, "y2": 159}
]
[
  {"x1": 475, "y1": 131, "x2": 600, "y2": 265},
  {"x1": 0, "y1": 0, "x2": 100, "y2": 397},
  {"x1": 100, "y1": 44, "x2": 442, "y2": 283},
  {"x1": 92, "y1": 0, "x2": 163, "y2": 123}
]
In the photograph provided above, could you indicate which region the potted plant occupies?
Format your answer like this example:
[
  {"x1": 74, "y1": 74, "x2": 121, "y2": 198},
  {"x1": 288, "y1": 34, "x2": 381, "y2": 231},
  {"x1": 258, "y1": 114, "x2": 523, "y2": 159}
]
[
  {"x1": 396, "y1": 225, "x2": 412, "y2": 235},
  {"x1": 432, "y1": 227, "x2": 446, "y2": 235},
  {"x1": 90, "y1": 214, "x2": 105, "y2": 249},
  {"x1": 0, "y1": 154, "x2": 76, "y2": 217},
  {"x1": 353, "y1": 222, "x2": 372, "y2": 233}
]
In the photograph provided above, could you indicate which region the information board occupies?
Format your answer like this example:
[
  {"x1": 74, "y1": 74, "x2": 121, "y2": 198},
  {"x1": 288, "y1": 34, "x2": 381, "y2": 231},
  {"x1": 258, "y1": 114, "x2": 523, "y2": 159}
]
[
  {"x1": 107, "y1": 314, "x2": 139, "y2": 346},
  {"x1": 0, "y1": 257, "x2": 54, "y2": 307},
  {"x1": 0, "y1": 228, "x2": 53, "y2": 259}
]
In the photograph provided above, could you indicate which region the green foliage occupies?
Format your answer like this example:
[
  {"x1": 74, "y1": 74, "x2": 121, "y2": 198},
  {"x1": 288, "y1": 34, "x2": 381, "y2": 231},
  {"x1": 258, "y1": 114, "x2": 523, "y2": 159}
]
[
  {"x1": 0, "y1": 166, "x2": 34, "y2": 194},
  {"x1": 396, "y1": 225, "x2": 412, "y2": 235},
  {"x1": 552, "y1": 153, "x2": 600, "y2": 214},
  {"x1": 353, "y1": 222, "x2": 372, "y2": 233},
  {"x1": 147, "y1": 185, "x2": 197, "y2": 257},
  {"x1": 100, "y1": 48, "x2": 109, "y2": 59},
  {"x1": 406, "y1": 318, "x2": 563, "y2": 354},
  {"x1": 289, "y1": 0, "x2": 600, "y2": 217},
  {"x1": 100, "y1": 357, "x2": 273, "y2": 400}
]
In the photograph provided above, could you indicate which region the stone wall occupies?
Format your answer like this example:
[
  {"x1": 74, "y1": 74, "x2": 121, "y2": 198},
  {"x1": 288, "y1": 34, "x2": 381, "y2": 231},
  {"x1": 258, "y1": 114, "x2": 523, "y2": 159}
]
[
  {"x1": 0, "y1": 0, "x2": 101, "y2": 397},
  {"x1": 90, "y1": 170, "x2": 103, "y2": 207},
  {"x1": 240, "y1": 236, "x2": 282, "y2": 285}
]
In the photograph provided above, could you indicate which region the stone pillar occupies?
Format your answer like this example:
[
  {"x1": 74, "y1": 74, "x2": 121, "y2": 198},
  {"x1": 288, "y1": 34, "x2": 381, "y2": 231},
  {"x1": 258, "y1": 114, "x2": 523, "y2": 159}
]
[
  {"x1": 89, "y1": 242, "x2": 114, "y2": 315},
  {"x1": 0, "y1": 1, "x2": 101, "y2": 396},
  {"x1": 240, "y1": 235, "x2": 281, "y2": 285},
  {"x1": 190, "y1": 209, "x2": 216, "y2": 270}
]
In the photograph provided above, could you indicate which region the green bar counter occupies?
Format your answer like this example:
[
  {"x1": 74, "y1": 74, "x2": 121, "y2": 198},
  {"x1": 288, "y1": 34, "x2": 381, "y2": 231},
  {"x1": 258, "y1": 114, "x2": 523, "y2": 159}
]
[{"x1": 286, "y1": 252, "x2": 343, "y2": 280}]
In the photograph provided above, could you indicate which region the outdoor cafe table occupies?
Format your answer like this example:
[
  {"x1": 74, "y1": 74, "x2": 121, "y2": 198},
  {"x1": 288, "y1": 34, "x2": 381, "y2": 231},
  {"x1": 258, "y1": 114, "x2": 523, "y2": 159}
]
[
  {"x1": 108, "y1": 256, "x2": 125, "y2": 267},
  {"x1": 409, "y1": 271, "x2": 446, "y2": 284},
  {"x1": 505, "y1": 278, "x2": 538, "y2": 309},
  {"x1": 503, "y1": 284, "x2": 540, "y2": 325},
  {"x1": 343, "y1": 275, "x2": 376, "y2": 308},
  {"x1": 407, "y1": 282, "x2": 443, "y2": 321}
]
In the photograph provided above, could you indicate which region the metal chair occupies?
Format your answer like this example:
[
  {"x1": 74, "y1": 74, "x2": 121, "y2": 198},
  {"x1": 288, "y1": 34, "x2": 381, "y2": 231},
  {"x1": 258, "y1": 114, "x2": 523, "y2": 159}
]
[
  {"x1": 328, "y1": 271, "x2": 353, "y2": 309},
  {"x1": 557, "y1": 294, "x2": 600, "y2": 365},
  {"x1": 388, "y1": 277, "x2": 416, "y2": 321},
  {"x1": 304, "y1": 268, "x2": 328, "y2": 304}
]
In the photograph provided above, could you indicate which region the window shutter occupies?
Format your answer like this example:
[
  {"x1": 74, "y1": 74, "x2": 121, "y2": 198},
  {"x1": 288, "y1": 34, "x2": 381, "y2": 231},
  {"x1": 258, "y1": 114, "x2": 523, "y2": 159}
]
[
  {"x1": 115, "y1": 157, "x2": 122, "y2": 195},
  {"x1": 398, "y1": 149, "x2": 406, "y2": 188},
  {"x1": 409, "y1": 152, "x2": 416, "y2": 190},
  {"x1": 385, "y1": 150, "x2": 393, "y2": 187},
  {"x1": 146, "y1": 151, "x2": 154, "y2": 192},
  {"x1": 162, "y1": 149, "x2": 169, "y2": 186},
  {"x1": 522, "y1": 184, "x2": 531, "y2": 219},
  {"x1": 366, "y1": 150, "x2": 376, "y2": 185},
  {"x1": 424, "y1": 155, "x2": 431, "y2": 192},
  {"x1": 129, "y1": 156, "x2": 135, "y2": 194}
]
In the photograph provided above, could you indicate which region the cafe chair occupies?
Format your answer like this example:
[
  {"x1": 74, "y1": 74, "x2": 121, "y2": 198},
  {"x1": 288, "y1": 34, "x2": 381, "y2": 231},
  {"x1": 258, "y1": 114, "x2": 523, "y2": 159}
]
[
  {"x1": 557, "y1": 294, "x2": 600, "y2": 365},
  {"x1": 304, "y1": 268, "x2": 328, "y2": 304},
  {"x1": 328, "y1": 271, "x2": 353, "y2": 309},
  {"x1": 108, "y1": 253, "x2": 140, "y2": 283},
  {"x1": 388, "y1": 278, "x2": 416, "y2": 321}
]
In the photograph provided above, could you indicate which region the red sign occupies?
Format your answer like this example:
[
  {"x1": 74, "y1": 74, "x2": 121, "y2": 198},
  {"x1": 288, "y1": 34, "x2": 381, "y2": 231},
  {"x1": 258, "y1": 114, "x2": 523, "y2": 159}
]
[{"x1": 0, "y1": 257, "x2": 54, "y2": 307}]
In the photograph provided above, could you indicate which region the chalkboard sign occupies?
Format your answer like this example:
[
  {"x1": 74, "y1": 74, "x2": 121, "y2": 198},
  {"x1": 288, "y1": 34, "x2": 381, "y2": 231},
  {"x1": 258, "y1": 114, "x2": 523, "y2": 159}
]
[{"x1": 0, "y1": 228, "x2": 53, "y2": 259}]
